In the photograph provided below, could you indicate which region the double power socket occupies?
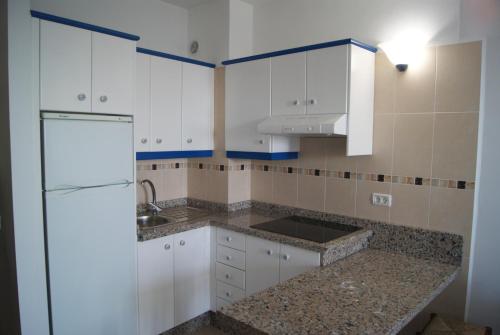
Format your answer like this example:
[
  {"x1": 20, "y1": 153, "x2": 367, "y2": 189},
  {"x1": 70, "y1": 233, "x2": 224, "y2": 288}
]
[{"x1": 372, "y1": 193, "x2": 392, "y2": 207}]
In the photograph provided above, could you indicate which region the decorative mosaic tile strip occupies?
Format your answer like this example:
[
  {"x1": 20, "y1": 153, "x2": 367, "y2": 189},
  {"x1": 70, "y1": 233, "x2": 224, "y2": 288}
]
[
  {"x1": 251, "y1": 163, "x2": 475, "y2": 190},
  {"x1": 186, "y1": 162, "x2": 252, "y2": 172},
  {"x1": 137, "y1": 161, "x2": 187, "y2": 171}
]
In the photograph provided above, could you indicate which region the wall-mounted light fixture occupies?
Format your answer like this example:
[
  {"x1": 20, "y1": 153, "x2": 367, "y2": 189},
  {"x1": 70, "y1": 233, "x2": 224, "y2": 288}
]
[{"x1": 379, "y1": 31, "x2": 429, "y2": 72}]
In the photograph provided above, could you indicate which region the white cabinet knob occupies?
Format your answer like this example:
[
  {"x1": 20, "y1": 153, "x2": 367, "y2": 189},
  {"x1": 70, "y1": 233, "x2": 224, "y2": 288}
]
[
  {"x1": 307, "y1": 127, "x2": 313, "y2": 131},
  {"x1": 282, "y1": 254, "x2": 290, "y2": 261},
  {"x1": 179, "y1": 240, "x2": 186, "y2": 246},
  {"x1": 225, "y1": 236, "x2": 232, "y2": 242},
  {"x1": 156, "y1": 138, "x2": 162, "y2": 144},
  {"x1": 225, "y1": 255, "x2": 232, "y2": 261},
  {"x1": 308, "y1": 99, "x2": 317, "y2": 105},
  {"x1": 292, "y1": 99, "x2": 300, "y2": 106},
  {"x1": 225, "y1": 291, "x2": 232, "y2": 297},
  {"x1": 164, "y1": 243, "x2": 171, "y2": 250},
  {"x1": 266, "y1": 249, "x2": 273, "y2": 256},
  {"x1": 99, "y1": 95, "x2": 108, "y2": 103},
  {"x1": 186, "y1": 138, "x2": 193, "y2": 144},
  {"x1": 225, "y1": 273, "x2": 232, "y2": 279},
  {"x1": 140, "y1": 138, "x2": 148, "y2": 144},
  {"x1": 258, "y1": 139, "x2": 264, "y2": 145},
  {"x1": 77, "y1": 93, "x2": 86, "y2": 101}
]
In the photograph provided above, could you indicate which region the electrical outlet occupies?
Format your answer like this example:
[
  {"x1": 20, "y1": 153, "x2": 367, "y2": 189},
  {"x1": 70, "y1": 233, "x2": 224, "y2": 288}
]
[{"x1": 372, "y1": 193, "x2": 392, "y2": 207}]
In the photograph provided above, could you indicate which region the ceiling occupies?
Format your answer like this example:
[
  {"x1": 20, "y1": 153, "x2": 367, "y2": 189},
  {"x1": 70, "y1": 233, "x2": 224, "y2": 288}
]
[{"x1": 160, "y1": 0, "x2": 266, "y2": 9}]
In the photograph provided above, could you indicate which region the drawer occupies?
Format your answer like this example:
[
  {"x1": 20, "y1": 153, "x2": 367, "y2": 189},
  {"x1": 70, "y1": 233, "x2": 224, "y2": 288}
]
[
  {"x1": 216, "y1": 262, "x2": 245, "y2": 290},
  {"x1": 217, "y1": 245, "x2": 246, "y2": 270},
  {"x1": 217, "y1": 228, "x2": 246, "y2": 251},
  {"x1": 216, "y1": 297, "x2": 231, "y2": 311},
  {"x1": 217, "y1": 281, "x2": 245, "y2": 304}
]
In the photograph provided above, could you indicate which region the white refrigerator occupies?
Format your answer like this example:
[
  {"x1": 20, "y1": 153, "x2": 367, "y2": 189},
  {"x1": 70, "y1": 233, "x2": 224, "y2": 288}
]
[{"x1": 41, "y1": 112, "x2": 138, "y2": 335}]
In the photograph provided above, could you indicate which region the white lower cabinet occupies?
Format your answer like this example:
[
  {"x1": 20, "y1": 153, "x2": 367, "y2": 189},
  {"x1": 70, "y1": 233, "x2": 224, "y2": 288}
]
[
  {"x1": 137, "y1": 236, "x2": 174, "y2": 335},
  {"x1": 279, "y1": 243, "x2": 321, "y2": 282}
]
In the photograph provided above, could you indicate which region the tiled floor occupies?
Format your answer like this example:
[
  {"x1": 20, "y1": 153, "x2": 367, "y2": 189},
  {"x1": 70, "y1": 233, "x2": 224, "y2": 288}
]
[{"x1": 190, "y1": 326, "x2": 226, "y2": 335}]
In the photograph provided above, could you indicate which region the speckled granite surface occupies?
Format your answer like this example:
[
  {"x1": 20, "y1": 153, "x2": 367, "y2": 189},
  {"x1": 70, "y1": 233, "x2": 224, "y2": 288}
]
[{"x1": 215, "y1": 249, "x2": 459, "y2": 335}]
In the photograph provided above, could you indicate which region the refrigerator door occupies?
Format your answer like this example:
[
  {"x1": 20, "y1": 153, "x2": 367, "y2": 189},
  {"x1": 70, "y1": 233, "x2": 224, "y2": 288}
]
[
  {"x1": 44, "y1": 183, "x2": 137, "y2": 335},
  {"x1": 42, "y1": 113, "x2": 134, "y2": 191}
]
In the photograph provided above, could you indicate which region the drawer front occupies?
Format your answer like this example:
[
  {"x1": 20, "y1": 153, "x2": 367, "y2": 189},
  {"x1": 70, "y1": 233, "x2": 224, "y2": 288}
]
[
  {"x1": 217, "y1": 245, "x2": 246, "y2": 270},
  {"x1": 216, "y1": 281, "x2": 245, "y2": 304},
  {"x1": 216, "y1": 297, "x2": 231, "y2": 311},
  {"x1": 217, "y1": 228, "x2": 246, "y2": 251},
  {"x1": 216, "y1": 262, "x2": 245, "y2": 290}
]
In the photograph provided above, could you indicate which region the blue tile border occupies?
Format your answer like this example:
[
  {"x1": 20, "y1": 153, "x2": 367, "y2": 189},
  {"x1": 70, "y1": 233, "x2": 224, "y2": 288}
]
[
  {"x1": 136, "y1": 150, "x2": 213, "y2": 160},
  {"x1": 31, "y1": 10, "x2": 140, "y2": 41},
  {"x1": 222, "y1": 38, "x2": 377, "y2": 66},
  {"x1": 226, "y1": 151, "x2": 298, "y2": 160},
  {"x1": 137, "y1": 48, "x2": 216, "y2": 69}
]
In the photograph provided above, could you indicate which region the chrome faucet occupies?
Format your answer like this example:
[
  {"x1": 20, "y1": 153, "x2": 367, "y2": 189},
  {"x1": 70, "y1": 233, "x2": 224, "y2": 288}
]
[{"x1": 140, "y1": 179, "x2": 162, "y2": 214}]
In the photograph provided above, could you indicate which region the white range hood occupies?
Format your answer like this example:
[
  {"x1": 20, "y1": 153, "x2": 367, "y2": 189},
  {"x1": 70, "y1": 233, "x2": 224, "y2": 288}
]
[{"x1": 257, "y1": 114, "x2": 348, "y2": 136}]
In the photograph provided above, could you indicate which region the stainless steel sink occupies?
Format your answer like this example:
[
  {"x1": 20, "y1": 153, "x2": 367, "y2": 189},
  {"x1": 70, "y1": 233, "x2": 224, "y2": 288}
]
[{"x1": 136, "y1": 215, "x2": 171, "y2": 229}]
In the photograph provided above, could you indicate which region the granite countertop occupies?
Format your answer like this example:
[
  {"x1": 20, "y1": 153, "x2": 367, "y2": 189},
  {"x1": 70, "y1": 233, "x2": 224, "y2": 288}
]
[
  {"x1": 216, "y1": 249, "x2": 459, "y2": 335},
  {"x1": 137, "y1": 207, "x2": 373, "y2": 266}
]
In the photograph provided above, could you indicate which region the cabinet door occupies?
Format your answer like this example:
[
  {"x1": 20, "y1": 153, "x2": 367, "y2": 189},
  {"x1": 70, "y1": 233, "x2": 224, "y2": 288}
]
[
  {"x1": 174, "y1": 227, "x2": 210, "y2": 325},
  {"x1": 151, "y1": 57, "x2": 182, "y2": 151},
  {"x1": 138, "y1": 237, "x2": 174, "y2": 335},
  {"x1": 279, "y1": 244, "x2": 320, "y2": 283},
  {"x1": 92, "y1": 32, "x2": 136, "y2": 115},
  {"x1": 225, "y1": 59, "x2": 272, "y2": 152},
  {"x1": 135, "y1": 54, "x2": 151, "y2": 152},
  {"x1": 245, "y1": 236, "x2": 280, "y2": 296},
  {"x1": 306, "y1": 45, "x2": 349, "y2": 115},
  {"x1": 181, "y1": 63, "x2": 213, "y2": 151},
  {"x1": 40, "y1": 20, "x2": 91, "y2": 112},
  {"x1": 271, "y1": 53, "x2": 306, "y2": 116}
]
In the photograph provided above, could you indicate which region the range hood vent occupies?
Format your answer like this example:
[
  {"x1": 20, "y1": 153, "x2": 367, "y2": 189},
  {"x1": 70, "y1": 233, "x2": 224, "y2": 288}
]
[{"x1": 257, "y1": 114, "x2": 347, "y2": 136}]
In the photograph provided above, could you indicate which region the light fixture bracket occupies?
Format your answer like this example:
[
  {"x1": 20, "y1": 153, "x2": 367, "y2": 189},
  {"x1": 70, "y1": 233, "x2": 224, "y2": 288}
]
[{"x1": 396, "y1": 64, "x2": 408, "y2": 72}]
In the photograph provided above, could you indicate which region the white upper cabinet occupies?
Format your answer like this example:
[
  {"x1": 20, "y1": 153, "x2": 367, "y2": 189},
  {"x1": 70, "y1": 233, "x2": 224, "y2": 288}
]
[
  {"x1": 182, "y1": 63, "x2": 213, "y2": 151},
  {"x1": 92, "y1": 32, "x2": 136, "y2": 115},
  {"x1": 151, "y1": 57, "x2": 182, "y2": 152},
  {"x1": 40, "y1": 21, "x2": 92, "y2": 112},
  {"x1": 39, "y1": 20, "x2": 136, "y2": 115},
  {"x1": 135, "y1": 53, "x2": 151, "y2": 152},
  {"x1": 271, "y1": 53, "x2": 306, "y2": 116},
  {"x1": 306, "y1": 45, "x2": 349, "y2": 115}
]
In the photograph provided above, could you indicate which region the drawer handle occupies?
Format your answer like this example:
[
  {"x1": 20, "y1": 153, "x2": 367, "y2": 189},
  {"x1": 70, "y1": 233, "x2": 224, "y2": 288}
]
[
  {"x1": 225, "y1": 255, "x2": 232, "y2": 261},
  {"x1": 225, "y1": 236, "x2": 232, "y2": 242},
  {"x1": 282, "y1": 254, "x2": 290, "y2": 261},
  {"x1": 225, "y1": 273, "x2": 232, "y2": 279},
  {"x1": 266, "y1": 249, "x2": 273, "y2": 256},
  {"x1": 164, "y1": 243, "x2": 171, "y2": 250},
  {"x1": 225, "y1": 291, "x2": 232, "y2": 297}
]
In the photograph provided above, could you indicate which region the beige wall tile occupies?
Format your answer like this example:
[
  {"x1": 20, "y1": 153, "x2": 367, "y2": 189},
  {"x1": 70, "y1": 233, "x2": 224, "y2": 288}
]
[
  {"x1": 390, "y1": 184, "x2": 430, "y2": 229},
  {"x1": 355, "y1": 180, "x2": 390, "y2": 222},
  {"x1": 298, "y1": 138, "x2": 326, "y2": 169},
  {"x1": 206, "y1": 169, "x2": 228, "y2": 203},
  {"x1": 297, "y1": 175, "x2": 325, "y2": 211},
  {"x1": 187, "y1": 165, "x2": 209, "y2": 200},
  {"x1": 163, "y1": 167, "x2": 187, "y2": 200},
  {"x1": 357, "y1": 114, "x2": 395, "y2": 174},
  {"x1": 136, "y1": 168, "x2": 163, "y2": 204},
  {"x1": 325, "y1": 178, "x2": 356, "y2": 216},
  {"x1": 214, "y1": 67, "x2": 226, "y2": 151},
  {"x1": 325, "y1": 138, "x2": 357, "y2": 172},
  {"x1": 374, "y1": 52, "x2": 396, "y2": 114},
  {"x1": 251, "y1": 170, "x2": 273, "y2": 203},
  {"x1": 432, "y1": 113, "x2": 478, "y2": 181},
  {"x1": 393, "y1": 114, "x2": 434, "y2": 178},
  {"x1": 395, "y1": 47, "x2": 436, "y2": 114},
  {"x1": 436, "y1": 41, "x2": 482, "y2": 113},
  {"x1": 228, "y1": 170, "x2": 251, "y2": 203},
  {"x1": 272, "y1": 171, "x2": 298, "y2": 207},
  {"x1": 429, "y1": 187, "x2": 474, "y2": 238}
]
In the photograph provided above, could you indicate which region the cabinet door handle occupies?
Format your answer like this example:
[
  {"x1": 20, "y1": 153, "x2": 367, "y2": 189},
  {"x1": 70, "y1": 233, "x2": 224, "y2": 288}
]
[
  {"x1": 266, "y1": 249, "x2": 273, "y2": 256},
  {"x1": 77, "y1": 93, "x2": 86, "y2": 101},
  {"x1": 282, "y1": 254, "x2": 290, "y2": 261},
  {"x1": 225, "y1": 255, "x2": 232, "y2": 261},
  {"x1": 225, "y1": 291, "x2": 232, "y2": 298},
  {"x1": 258, "y1": 139, "x2": 264, "y2": 145},
  {"x1": 164, "y1": 243, "x2": 171, "y2": 250},
  {"x1": 308, "y1": 99, "x2": 317, "y2": 105},
  {"x1": 99, "y1": 95, "x2": 108, "y2": 103},
  {"x1": 225, "y1": 236, "x2": 232, "y2": 242},
  {"x1": 140, "y1": 138, "x2": 148, "y2": 144},
  {"x1": 292, "y1": 99, "x2": 300, "y2": 106},
  {"x1": 186, "y1": 138, "x2": 193, "y2": 144},
  {"x1": 179, "y1": 240, "x2": 186, "y2": 246},
  {"x1": 156, "y1": 138, "x2": 162, "y2": 144},
  {"x1": 225, "y1": 273, "x2": 232, "y2": 279}
]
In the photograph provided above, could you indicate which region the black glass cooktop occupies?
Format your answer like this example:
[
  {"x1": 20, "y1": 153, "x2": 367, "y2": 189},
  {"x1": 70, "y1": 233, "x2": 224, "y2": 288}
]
[{"x1": 250, "y1": 216, "x2": 360, "y2": 243}]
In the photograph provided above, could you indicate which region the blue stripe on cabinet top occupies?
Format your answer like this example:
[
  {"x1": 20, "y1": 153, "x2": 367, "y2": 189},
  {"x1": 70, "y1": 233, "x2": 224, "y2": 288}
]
[
  {"x1": 30, "y1": 10, "x2": 141, "y2": 41},
  {"x1": 226, "y1": 151, "x2": 298, "y2": 160},
  {"x1": 136, "y1": 150, "x2": 213, "y2": 160},
  {"x1": 137, "y1": 48, "x2": 216, "y2": 69},
  {"x1": 221, "y1": 38, "x2": 377, "y2": 65}
]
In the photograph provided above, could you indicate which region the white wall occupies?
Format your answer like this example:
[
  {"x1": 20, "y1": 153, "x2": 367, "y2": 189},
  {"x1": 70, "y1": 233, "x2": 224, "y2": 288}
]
[
  {"x1": 188, "y1": 0, "x2": 229, "y2": 64},
  {"x1": 8, "y1": 0, "x2": 50, "y2": 334},
  {"x1": 31, "y1": 0, "x2": 189, "y2": 56},
  {"x1": 251, "y1": 0, "x2": 461, "y2": 54},
  {"x1": 228, "y1": 0, "x2": 253, "y2": 59}
]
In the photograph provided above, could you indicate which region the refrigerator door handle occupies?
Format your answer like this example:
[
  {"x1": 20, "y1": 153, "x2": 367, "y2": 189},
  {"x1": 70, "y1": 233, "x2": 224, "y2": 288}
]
[{"x1": 45, "y1": 180, "x2": 134, "y2": 193}]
